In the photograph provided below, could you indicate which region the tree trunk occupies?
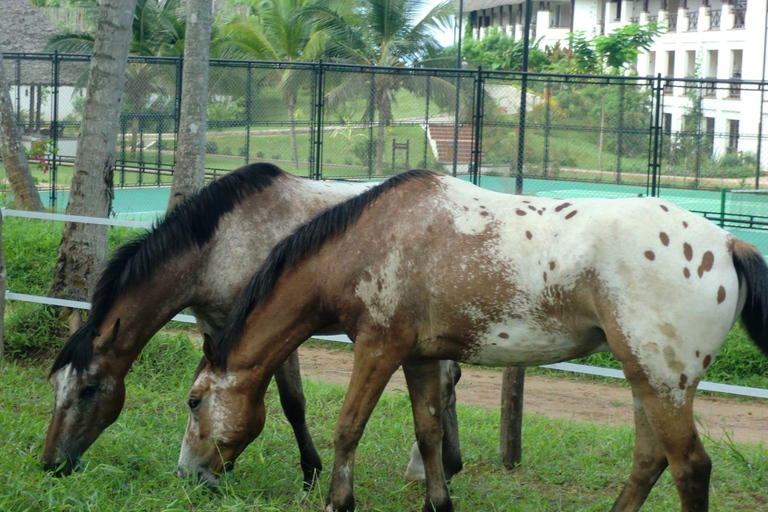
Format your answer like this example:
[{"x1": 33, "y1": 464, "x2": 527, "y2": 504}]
[
  {"x1": 375, "y1": 91, "x2": 391, "y2": 175},
  {"x1": 287, "y1": 95, "x2": 299, "y2": 170},
  {"x1": 168, "y1": 0, "x2": 212, "y2": 212},
  {"x1": 0, "y1": 45, "x2": 44, "y2": 211},
  {"x1": 48, "y1": 0, "x2": 137, "y2": 301}
]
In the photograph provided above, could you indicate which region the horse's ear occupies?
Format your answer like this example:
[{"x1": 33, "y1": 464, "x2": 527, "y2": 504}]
[
  {"x1": 202, "y1": 333, "x2": 220, "y2": 368},
  {"x1": 68, "y1": 308, "x2": 84, "y2": 336},
  {"x1": 94, "y1": 319, "x2": 120, "y2": 354}
]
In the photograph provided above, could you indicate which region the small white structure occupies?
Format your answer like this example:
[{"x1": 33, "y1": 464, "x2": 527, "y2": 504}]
[{"x1": 465, "y1": 0, "x2": 768, "y2": 163}]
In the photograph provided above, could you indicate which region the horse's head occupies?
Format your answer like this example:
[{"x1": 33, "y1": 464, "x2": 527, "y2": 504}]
[
  {"x1": 177, "y1": 334, "x2": 265, "y2": 485},
  {"x1": 41, "y1": 314, "x2": 126, "y2": 475}
]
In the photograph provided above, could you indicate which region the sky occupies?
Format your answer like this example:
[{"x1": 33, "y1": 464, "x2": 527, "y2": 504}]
[{"x1": 422, "y1": 0, "x2": 459, "y2": 48}]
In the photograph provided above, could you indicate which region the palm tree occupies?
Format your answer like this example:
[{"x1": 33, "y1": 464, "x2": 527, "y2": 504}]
[
  {"x1": 46, "y1": 0, "x2": 189, "y2": 158},
  {"x1": 312, "y1": 0, "x2": 453, "y2": 173},
  {"x1": 215, "y1": 0, "x2": 329, "y2": 169}
]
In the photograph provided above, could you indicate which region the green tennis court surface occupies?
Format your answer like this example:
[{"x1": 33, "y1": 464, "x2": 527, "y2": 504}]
[{"x1": 42, "y1": 176, "x2": 768, "y2": 254}]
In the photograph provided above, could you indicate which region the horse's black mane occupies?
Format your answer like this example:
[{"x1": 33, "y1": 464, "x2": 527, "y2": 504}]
[
  {"x1": 214, "y1": 168, "x2": 437, "y2": 370},
  {"x1": 50, "y1": 163, "x2": 284, "y2": 376}
]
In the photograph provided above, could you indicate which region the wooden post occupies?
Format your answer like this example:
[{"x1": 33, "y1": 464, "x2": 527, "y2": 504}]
[
  {"x1": 500, "y1": 366, "x2": 525, "y2": 469},
  {"x1": 0, "y1": 209, "x2": 6, "y2": 361}
]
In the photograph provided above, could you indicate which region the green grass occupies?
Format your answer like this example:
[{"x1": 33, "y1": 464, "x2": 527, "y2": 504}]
[{"x1": 1, "y1": 334, "x2": 766, "y2": 511}]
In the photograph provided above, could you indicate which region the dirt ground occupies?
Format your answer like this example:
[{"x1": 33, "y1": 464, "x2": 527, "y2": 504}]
[{"x1": 297, "y1": 346, "x2": 768, "y2": 445}]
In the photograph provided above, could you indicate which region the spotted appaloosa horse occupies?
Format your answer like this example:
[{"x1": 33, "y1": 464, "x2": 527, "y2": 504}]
[
  {"x1": 42, "y1": 163, "x2": 463, "y2": 487},
  {"x1": 179, "y1": 169, "x2": 768, "y2": 512}
]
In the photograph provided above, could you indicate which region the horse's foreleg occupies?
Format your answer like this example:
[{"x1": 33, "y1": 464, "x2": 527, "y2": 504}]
[
  {"x1": 273, "y1": 350, "x2": 323, "y2": 490},
  {"x1": 403, "y1": 360, "x2": 454, "y2": 512},
  {"x1": 325, "y1": 340, "x2": 401, "y2": 512},
  {"x1": 404, "y1": 361, "x2": 463, "y2": 483},
  {"x1": 610, "y1": 393, "x2": 668, "y2": 512}
]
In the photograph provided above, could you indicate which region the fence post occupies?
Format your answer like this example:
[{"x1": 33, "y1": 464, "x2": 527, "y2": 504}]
[
  {"x1": 15, "y1": 58, "x2": 20, "y2": 127},
  {"x1": 650, "y1": 74, "x2": 663, "y2": 197},
  {"x1": 0, "y1": 209, "x2": 4, "y2": 361},
  {"x1": 616, "y1": 80, "x2": 625, "y2": 184},
  {"x1": 757, "y1": 82, "x2": 766, "y2": 189},
  {"x1": 245, "y1": 62, "x2": 252, "y2": 164},
  {"x1": 368, "y1": 70, "x2": 375, "y2": 179},
  {"x1": 423, "y1": 74, "x2": 430, "y2": 168},
  {"x1": 543, "y1": 80, "x2": 551, "y2": 179},
  {"x1": 452, "y1": 72, "x2": 461, "y2": 177},
  {"x1": 51, "y1": 50, "x2": 60, "y2": 209},
  {"x1": 312, "y1": 60, "x2": 324, "y2": 181},
  {"x1": 173, "y1": 56, "x2": 184, "y2": 170},
  {"x1": 500, "y1": 366, "x2": 525, "y2": 469},
  {"x1": 471, "y1": 67, "x2": 483, "y2": 185},
  {"x1": 720, "y1": 188, "x2": 726, "y2": 227}
]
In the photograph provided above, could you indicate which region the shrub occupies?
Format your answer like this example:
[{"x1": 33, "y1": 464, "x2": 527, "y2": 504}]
[{"x1": 205, "y1": 140, "x2": 219, "y2": 154}]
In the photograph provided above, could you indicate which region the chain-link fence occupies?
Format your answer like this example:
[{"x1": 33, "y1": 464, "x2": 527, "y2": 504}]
[{"x1": 2, "y1": 53, "x2": 768, "y2": 250}]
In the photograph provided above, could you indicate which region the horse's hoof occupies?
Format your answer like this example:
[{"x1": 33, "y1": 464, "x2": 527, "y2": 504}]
[
  {"x1": 423, "y1": 499, "x2": 454, "y2": 512},
  {"x1": 325, "y1": 496, "x2": 355, "y2": 512}
]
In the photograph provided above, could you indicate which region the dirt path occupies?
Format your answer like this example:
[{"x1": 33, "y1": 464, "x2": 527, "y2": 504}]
[{"x1": 297, "y1": 346, "x2": 768, "y2": 445}]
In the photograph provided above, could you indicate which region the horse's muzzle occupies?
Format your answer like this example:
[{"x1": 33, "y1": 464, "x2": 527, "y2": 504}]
[
  {"x1": 41, "y1": 455, "x2": 79, "y2": 476},
  {"x1": 176, "y1": 465, "x2": 220, "y2": 487}
]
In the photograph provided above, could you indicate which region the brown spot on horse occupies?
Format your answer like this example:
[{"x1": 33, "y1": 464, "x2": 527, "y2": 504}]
[
  {"x1": 645, "y1": 251, "x2": 655, "y2": 261},
  {"x1": 498, "y1": 332, "x2": 509, "y2": 339},
  {"x1": 528, "y1": 205, "x2": 537, "y2": 212},
  {"x1": 565, "y1": 210, "x2": 578, "y2": 220},
  {"x1": 549, "y1": 261, "x2": 556, "y2": 271},
  {"x1": 660, "y1": 205, "x2": 669, "y2": 212},
  {"x1": 659, "y1": 232, "x2": 669, "y2": 246},
  {"x1": 683, "y1": 221, "x2": 688, "y2": 228},
  {"x1": 543, "y1": 272, "x2": 548, "y2": 283},
  {"x1": 698, "y1": 251, "x2": 714, "y2": 278},
  {"x1": 480, "y1": 211, "x2": 489, "y2": 217},
  {"x1": 678, "y1": 374, "x2": 688, "y2": 390},
  {"x1": 717, "y1": 286, "x2": 726, "y2": 304},
  {"x1": 703, "y1": 355, "x2": 712, "y2": 369},
  {"x1": 516, "y1": 209, "x2": 527, "y2": 216},
  {"x1": 683, "y1": 268, "x2": 690, "y2": 279},
  {"x1": 526, "y1": 231, "x2": 532, "y2": 240},
  {"x1": 555, "y1": 202, "x2": 572, "y2": 212},
  {"x1": 683, "y1": 243, "x2": 693, "y2": 262}
]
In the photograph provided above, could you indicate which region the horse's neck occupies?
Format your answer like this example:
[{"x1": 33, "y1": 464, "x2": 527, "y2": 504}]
[
  {"x1": 230, "y1": 261, "x2": 327, "y2": 394},
  {"x1": 98, "y1": 252, "x2": 202, "y2": 369}
]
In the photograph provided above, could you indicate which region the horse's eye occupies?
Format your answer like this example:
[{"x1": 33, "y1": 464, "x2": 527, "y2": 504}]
[
  {"x1": 81, "y1": 383, "x2": 99, "y2": 399},
  {"x1": 188, "y1": 397, "x2": 201, "y2": 410}
]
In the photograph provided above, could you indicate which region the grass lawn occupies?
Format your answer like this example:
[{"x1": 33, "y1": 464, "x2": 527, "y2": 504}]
[{"x1": 1, "y1": 333, "x2": 767, "y2": 512}]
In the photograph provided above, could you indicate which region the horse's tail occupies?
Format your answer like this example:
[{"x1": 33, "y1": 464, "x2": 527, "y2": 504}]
[{"x1": 731, "y1": 238, "x2": 768, "y2": 356}]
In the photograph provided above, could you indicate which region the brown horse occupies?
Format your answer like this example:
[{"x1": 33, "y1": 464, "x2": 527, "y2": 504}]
[
  {"x1": 42, "y1": 163, "x2": 462, "y2": 487},
  {"x1": 179, "y1": 169, "x2": 768, "y2": 512}
]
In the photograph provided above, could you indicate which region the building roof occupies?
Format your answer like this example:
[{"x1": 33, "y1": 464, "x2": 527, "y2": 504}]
[{"x1": 0, "y1": 0, "x2": 81, "y2": 85}]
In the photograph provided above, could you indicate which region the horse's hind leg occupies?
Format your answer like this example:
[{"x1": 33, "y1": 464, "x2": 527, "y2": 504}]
[
  {"x1": 610, "y1": 393, "x2": 668, "y2": 512},
  {"x1": 404, "y1": 361, "x2": 463, "y2": 483},
  {"x1": 613, "y1": 352, "x2": 711, "y2": 511},
  {"x1": 403, "y1": 360, "x2": 454, "y2": 512},
  {"x1": 274, "y1": 350, "x2": 323, "y2": 490},
  {"x1": 326, "y1": 338, "x2": 402, "y2": 512}
]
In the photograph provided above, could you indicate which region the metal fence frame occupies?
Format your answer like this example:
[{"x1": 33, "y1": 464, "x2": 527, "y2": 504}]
[{"x1": 2, "y1": 52, "x2": 767, "y2": 218}]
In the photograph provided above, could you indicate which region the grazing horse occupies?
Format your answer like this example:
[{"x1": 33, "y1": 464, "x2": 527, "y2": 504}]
[
  {"x1": 179, "y1": 169, "x2": 768, "y2": 512},
  {"x1": 42, "y1": 163, "x2": 463, "y2": 486}
]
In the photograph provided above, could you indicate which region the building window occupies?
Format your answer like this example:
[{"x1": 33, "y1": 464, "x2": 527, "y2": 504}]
[
  {"x1": 664, "y1": 113, "x2": 673, "y2": 136},
  {"x1": 727, "y1": 120, "x2": 739, "y2": 153}
]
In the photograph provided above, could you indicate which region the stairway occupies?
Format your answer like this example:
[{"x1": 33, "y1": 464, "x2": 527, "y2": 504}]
[{"x1": 427, "y1": 124, "x2": 476, "y2": 163}]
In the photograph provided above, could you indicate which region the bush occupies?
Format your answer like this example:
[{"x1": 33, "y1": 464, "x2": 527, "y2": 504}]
[
  {"x1": 352, "y1": 137, "x2": 373, "y2": 165},
  {"x1": 204, "y1": 140, "x2": 219, "y2": 154}
]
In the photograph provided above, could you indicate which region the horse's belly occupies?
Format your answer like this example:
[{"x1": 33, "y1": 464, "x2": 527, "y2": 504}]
[{"x1": 462, "y1": 323, "x2": 603, "y2": 367}]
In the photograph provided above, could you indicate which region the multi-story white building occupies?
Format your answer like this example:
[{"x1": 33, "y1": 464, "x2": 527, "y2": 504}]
[{"x1": 465, "y1": 0, "x2": 767, "y2": 162}]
